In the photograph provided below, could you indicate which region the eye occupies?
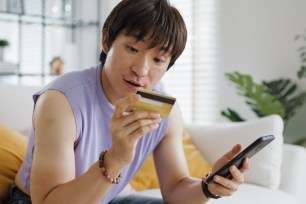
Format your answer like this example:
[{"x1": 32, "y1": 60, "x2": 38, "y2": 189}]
[
  {"x1": 153, "y1": 58, "x2": 165, "y2": 63},
  {"x1": 126, "y1": 45, "x2": 138, "y2": 53}
]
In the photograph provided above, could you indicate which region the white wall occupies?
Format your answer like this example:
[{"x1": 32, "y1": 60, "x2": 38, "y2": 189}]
[{"x1": 216, "y1": 0, "x2": 306, "y2": 142}]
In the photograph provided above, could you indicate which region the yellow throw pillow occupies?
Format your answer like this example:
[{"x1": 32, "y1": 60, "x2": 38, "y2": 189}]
[
  {"x1": 0, "y1": 124, "x2": 28, "y2": 203},
  {"x1": 130, "y1": 129, "x2": 212, "y2": 191},
  {"x1": 130, "y1": 153, "x2": 158, "y2": 191},
  {"x1": 182, "y1": 129, "x2": 212, "y2": 180}
]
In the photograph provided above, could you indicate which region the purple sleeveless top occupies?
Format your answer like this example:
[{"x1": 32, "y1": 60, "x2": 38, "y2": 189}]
[{"x1": 18, "y1": 64, "x2": 169, "y2": 203}]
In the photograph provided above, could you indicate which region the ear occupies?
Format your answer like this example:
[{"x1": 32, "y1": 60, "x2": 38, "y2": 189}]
[{"x1": 102, "y1": 32, "x2": 109, "y2": 54}]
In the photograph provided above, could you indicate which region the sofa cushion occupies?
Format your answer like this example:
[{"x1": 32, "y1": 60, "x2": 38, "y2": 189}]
[
  {"x1": 185, "y1": 115, "x2": 283, "y2": 189},
  {"x1": 130, "y1": 129, "x2": 212, "y2": 191},
  {"x1": 0, "y1": 84, "x2": 39, "y2": 132},
  {"x1": 0, "y1": 123, "x2": 28, "y2": 202}
]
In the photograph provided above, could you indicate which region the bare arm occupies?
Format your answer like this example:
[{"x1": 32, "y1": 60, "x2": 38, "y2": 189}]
[
  {"x1": 30, "y1": 91, "x2": 161, "y2": 204},
  {"x1": 154, "y1": 102, "x2": 250, "y2": 204},
  {"x1": 30, "y1": 90, "x2": 119, "y2": 204}
]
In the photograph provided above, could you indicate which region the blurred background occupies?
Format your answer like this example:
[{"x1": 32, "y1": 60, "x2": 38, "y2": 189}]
[{"x1": 0, "y1": 0, "x2": 305, "y2": 145}]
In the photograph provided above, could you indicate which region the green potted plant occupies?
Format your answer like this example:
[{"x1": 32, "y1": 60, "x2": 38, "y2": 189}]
[
  {"x1": 222, "y1": 30, "x2": 306, "y2": 146},
  {"x1": 0, "y1": 39, "x2": 9, "y2": 61},
  {"x1": 221, "y1": 72, "x2": 306, "y2": 145}
]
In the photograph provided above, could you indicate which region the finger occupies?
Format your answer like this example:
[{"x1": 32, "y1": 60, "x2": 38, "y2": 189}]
[
  {"x1": 224, "y1": 144, "x2": 243, "y2": 161},
  {"x1": 129, "y1": 123, "x2": 160, "y2": 141},
  {"x1": 239, "y1": 157, "x2": 250, "y2": 173},
  {"x1": 211, "y1": 176, "x2": 238, "y2": 196},
  {"x1": 229, "y1": 165, "x2": 244, "y2": 184},
  {"x1": 120, "y1": 110, "x2": 161, "y2": 127},
  {"x1": 123, "y1": 118, "x2": 162, "y2": 136},
  {"x1": 113, "y1": 94, "x2": 140, "y2": 118},
  {"x1": 207, "y1": 181, "x2": 236, "y2": 197}
]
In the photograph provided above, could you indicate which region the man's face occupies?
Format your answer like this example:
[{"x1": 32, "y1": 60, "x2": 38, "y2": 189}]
[{"x1": 101, "y1": 32, "x2": 171, "y2": 104}]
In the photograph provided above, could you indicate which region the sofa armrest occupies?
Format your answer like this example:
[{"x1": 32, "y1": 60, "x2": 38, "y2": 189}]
[{"x1": 280, "y1": 144, "x2": 306, "y2": 204}]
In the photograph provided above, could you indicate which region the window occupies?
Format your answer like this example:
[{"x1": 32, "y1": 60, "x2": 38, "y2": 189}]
[
  {"x1": 0, "y1": 0, "x2": 101, "y2": 86},
  {"x1": 0, "y1": 0, "x2": 219, "y2": 124},
  {"x1": 161, "y1": 0, "x2": 219, "y2": 124}
]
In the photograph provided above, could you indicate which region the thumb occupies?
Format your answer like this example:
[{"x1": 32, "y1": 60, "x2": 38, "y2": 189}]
[
  {"x1": 232, "y1": 144, "x2": 243, "y2": 154},
  {"x1": 226, "y1": 144, "x2": 243, "y2": 160}
]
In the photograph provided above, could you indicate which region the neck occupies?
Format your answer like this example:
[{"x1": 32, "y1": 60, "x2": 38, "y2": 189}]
[{"x1": 100, "y1": 67, "x2": 118, "y2": 106}]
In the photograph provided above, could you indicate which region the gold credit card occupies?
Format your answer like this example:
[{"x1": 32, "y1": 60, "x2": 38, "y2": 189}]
[{"x1": 129, "y1": 90, "x2": 176, "y2": 118}]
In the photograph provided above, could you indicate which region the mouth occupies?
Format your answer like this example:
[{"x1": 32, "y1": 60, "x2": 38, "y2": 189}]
[{"x1": 124, "y1": 79, "x2": 144, "y2": 88}]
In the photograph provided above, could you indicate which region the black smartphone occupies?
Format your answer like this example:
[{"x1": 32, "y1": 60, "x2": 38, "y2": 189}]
[{"x1": 205, "y1": 135, "x2": 275, "y2": 184}]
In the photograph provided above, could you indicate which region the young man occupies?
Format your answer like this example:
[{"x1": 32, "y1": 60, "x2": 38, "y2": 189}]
[{"x1": 11, "y1": 0, "x2": 250, "y2": 203}]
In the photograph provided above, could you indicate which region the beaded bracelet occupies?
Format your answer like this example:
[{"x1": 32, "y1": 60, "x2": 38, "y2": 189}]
[{"x1": 99, "y1": 150, "x2": 122, "y2": 184}]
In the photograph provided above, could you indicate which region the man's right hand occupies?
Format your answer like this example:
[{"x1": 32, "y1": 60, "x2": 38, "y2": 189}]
[{"x1": 108, "y1": 93, "x2": 162, "y2": 166}]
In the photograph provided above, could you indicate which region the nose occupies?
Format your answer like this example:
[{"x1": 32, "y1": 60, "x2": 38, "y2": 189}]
[{"x1": 131, "y1": 56, "x2": 149, "y2": 77}]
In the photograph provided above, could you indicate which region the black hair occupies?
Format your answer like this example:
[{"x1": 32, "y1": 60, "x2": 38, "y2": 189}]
[{"x1": 100, "y1": 0, "x2": 187, "y2": 70}]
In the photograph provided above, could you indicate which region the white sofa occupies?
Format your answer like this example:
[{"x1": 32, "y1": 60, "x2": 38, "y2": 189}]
[
  {"x1": 137, "y1": 120, "x2": 306, "y2": 204},
  {"x1": 1, "y1": 84, "x2": 306, "y2": 204}
]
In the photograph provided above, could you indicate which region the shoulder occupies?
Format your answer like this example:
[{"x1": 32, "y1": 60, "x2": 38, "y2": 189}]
[
  {"x1": 166, "y1": 102, "x2": 184, "y2": 137},
  {"x1": 34, "y1": 90, "x2": 73, "y2": 122},
  {"x1": 33, "y1": 90, "x2": 76, "y2": 141},
  {"x1": 50, "y1": 64, "x2": 100, "y2": 92}
]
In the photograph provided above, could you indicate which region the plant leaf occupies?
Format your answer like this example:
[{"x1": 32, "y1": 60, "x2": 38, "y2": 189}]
[
  {"x1": 293, "y1": 138, "x2": 306, "y2": 146},
  {"x1": 221, "y1": 108, "x2": 245, "y2": 122},
  {"x1": 298, "y1": 66, "x2": 306, "y2": 78},
  {"x1": 225, "y1": 72, "x2": 286, "y2": 119},
  {"x1": 280, "y1": 83, "x2": 297, "y2": 101},
  {"x1": 264, "y1": 78, "x2": 306, "y2": 121}
]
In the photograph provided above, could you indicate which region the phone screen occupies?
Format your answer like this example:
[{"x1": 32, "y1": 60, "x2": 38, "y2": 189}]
[{"x1": 205, "y1": 135, "x2": 275, "y2": 184}]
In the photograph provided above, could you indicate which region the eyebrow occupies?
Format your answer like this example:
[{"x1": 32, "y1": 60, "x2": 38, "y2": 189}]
[{"x1": 127, "y1": 33, "x2": 170, "y2": 54}]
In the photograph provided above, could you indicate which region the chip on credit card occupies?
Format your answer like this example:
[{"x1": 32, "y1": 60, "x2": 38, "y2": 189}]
[{"x1": 129, "y1": 90, "x2": 176, "y2": 118}]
